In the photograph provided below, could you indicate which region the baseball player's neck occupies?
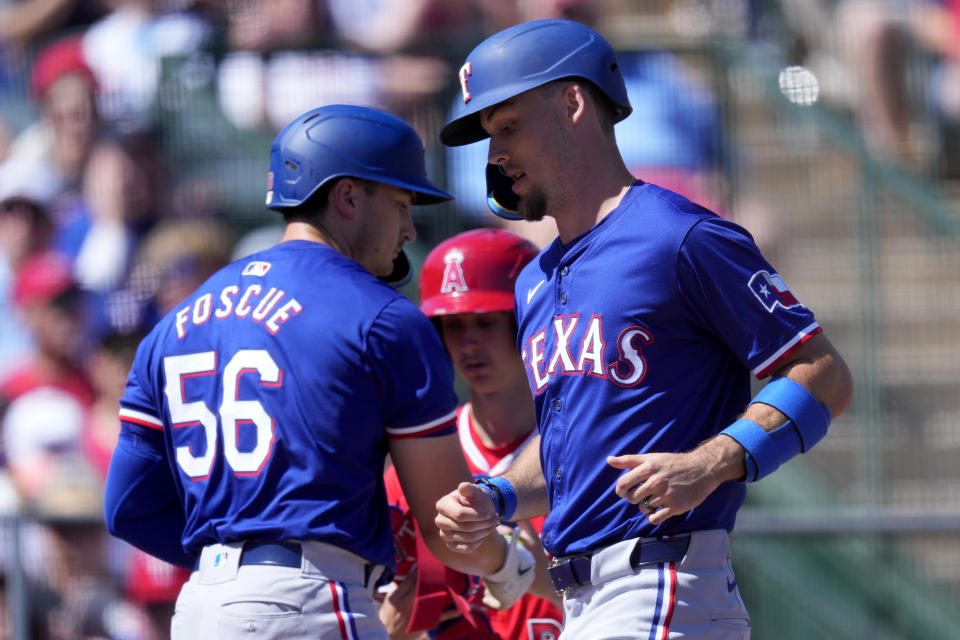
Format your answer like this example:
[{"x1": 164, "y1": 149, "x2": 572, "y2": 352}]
[
  {"x1": 280, "y1": 220, "x2": 346, "y2": 254},
  {"x1": 467, "y1": 389, "x2": 537, "y2": 449},
  {"x1": 553, "y1": 160, "x2": 635, "y2": 244}
]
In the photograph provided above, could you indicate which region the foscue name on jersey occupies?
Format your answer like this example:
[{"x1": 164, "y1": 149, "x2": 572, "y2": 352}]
[{"x1": 174, "y1": 282, "x2": 303, "y2": 339}]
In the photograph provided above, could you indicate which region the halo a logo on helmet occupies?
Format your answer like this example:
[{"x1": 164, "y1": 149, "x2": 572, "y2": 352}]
[{"x1": 440, "y1": 250, "x2": 468, "y2": 294}]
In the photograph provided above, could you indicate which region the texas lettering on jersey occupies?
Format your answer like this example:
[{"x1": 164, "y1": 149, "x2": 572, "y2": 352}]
[{"x1": 521, "y1": 314, "x2": 654, "y2": 393}]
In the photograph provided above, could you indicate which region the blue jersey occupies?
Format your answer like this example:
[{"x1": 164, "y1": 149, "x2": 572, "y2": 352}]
[
  {"x1": 515, "y1": 183, "x2": 821, "y2": 557},
  {"x1": 115, "y1": 240, "x2": 458, "y2": 567}
]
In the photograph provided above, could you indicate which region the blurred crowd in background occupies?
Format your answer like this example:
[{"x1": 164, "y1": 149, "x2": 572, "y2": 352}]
[{"x1": 0, "y1": 0, "x2": 957, "y2": 638}]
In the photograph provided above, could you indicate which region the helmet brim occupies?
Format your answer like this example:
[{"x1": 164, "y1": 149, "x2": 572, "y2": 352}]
[
  {"x1": 420, "y1": 290, "x2": 516, "y2": 317},
  {"x1": 354, "y1": 173, "x2": 453, "y2": 205},
  {"x1": 439, "y1": 79, "x2": 632, "y2": 147},
  {"x1": 440, "y1": 80, "x2": 541, "y2": 147}
]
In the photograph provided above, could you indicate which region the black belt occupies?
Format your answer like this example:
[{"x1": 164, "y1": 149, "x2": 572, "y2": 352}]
[
  {"x1": 241, "y1": 541, "x2": 302, "y2": 568},
  {"x1": 237, "y1": 542, "x2": 392, "y2": 587},
  {"x1": 547, "y1": 534, "x2": 691, "y2": 594},
  {"x1": 196, "y1": 541, "x2": 392, "y2": 588}
]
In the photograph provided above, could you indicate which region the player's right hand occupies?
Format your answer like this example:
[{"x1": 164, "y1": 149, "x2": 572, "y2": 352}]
[
  {"x1": 608, "y1": 444, "x2": 737, "y2": 526},
  {"x1": 435, "y1": 482, "x2": 501, "y2": 553}
]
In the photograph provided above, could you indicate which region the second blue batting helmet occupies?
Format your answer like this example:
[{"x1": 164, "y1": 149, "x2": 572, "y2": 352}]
[
  {"x1": 266, "y1": 104, "x2": 453, "y2": 210},
  {"x1": 440, "y1": 19, "x2": 632, "y2": 147}
]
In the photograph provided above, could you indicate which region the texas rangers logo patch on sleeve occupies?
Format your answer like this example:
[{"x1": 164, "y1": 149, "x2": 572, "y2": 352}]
[{"x1": 748, "y1": 270, "x2": 802, "y2": 312}]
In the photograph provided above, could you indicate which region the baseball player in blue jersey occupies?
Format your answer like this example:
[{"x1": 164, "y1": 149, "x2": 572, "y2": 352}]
[
  {"x1": 103, "y1": 105, "x2": 535, "y2": 640},
  {"x1": 434, "y1": 20, "x2": 855, "y2": 639}
]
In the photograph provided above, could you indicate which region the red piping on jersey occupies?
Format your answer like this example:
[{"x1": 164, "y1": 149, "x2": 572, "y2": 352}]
[
  {"x1": 755, "y1": 326, "x2": 822, "y2": 379},
  {"x1": 120, "y1": 416, "x2": 164, "y2": 431},
  {"x1": 388, "y1": 417, "x2": 457, "y2": 439}
]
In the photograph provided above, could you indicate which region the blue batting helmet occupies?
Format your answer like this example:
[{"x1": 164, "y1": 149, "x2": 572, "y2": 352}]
[
  {"x1": 440, "y1": 19, "x2": 632, "y2": 147},
  {"x1": 266, "y1": 104, "x2": 453, "y2": 210}
]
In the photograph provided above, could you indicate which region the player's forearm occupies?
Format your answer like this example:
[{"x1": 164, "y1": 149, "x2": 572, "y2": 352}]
[
  {"x1": 693, "y1": 432, "x2": 749, "y2": 486},
  {"x1": 422, "y1": 525, "x2": 508, "y2": 576},
  {"x1": 500, "y1": 434, "x2": 550, "y2": 520},
  {"x1": 717, "y1": 333, "x2": 853, "y2": 484},
  {"x1": 104, "y1": 432, "x2": 193, "y2": 568},
  {"x1": 392, "y1": 433, "x2": 509, "y2": 574}
]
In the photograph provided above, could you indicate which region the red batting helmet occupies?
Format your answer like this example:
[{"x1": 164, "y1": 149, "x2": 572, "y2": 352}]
[{"x1": 419, "y1": 228, "x2": 538, "y2": 317}]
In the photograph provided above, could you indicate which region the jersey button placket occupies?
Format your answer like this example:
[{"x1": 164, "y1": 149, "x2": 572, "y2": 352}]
[
  {"x1": 558, "y1": 264, "x2": 568, "y2": 305},
  {"x1": 551, "y1": 396, "x2": 563, "y2": 489},
  {"x1": 548, "y1": 265, "x2": 570, "y2": 538}
]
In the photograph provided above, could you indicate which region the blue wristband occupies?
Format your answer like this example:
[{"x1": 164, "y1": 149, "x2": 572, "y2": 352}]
[
  {"x1": 485, "y1": 476, "x2": 518, "y2": 522},
  {"x1": 475, "y1": 477, "x2": 505, "y2": 520},
  {"x1": 752, "y1": 376, "x2": 830, "y2": 452},
  {"x1": 721, "y1": 418, "x2": 768, "y2": 482},
  {"x1": 721, "y1": 377, "x2": 831, "y2": 482}
]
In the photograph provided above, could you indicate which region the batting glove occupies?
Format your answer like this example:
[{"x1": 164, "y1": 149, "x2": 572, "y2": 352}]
[{"x1": 481, "y1": 531, "x2": 535, "y2": 610}]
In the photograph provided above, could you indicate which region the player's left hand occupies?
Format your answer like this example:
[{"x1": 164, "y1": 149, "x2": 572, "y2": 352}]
[
  {"x1": 378, "y1": 571, "x2": 425, "y2": 640},
  {"x1": 607, "y1": 448, "x2": 728, "y2": 526}
]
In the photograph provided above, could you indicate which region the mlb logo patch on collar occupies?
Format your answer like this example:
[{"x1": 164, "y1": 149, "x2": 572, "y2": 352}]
[{"x1": 242, "y1": 261, "x2": 271, "y2": 277}]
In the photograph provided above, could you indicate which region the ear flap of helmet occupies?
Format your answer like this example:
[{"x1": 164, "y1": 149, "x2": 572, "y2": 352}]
[
  {"x1": 378, "y1": 250, "x2": 412, "y2": 288},
  {"x1": 486, "y1": 163, "x2": 522, "y2": 221}
]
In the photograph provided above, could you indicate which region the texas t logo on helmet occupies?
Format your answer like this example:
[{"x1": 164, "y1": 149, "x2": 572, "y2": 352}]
[{"x1": 459, "y1": 62, "x2": 472, "y2": 103}]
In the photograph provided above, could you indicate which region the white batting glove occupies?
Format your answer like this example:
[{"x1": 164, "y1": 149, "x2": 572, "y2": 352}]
[{"x1": 482, "y1": 531, "x2": 536, "y2": 610}]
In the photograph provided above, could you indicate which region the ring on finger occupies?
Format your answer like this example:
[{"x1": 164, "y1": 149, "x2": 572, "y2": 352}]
[{"x1": 642, "y1": 496, "x2": 654, "y2": 511}]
